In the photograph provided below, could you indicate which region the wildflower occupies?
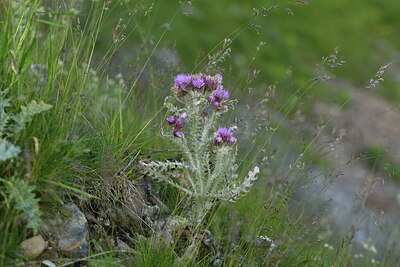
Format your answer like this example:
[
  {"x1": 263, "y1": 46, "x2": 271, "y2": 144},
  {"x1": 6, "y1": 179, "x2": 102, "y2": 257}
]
[
  {"x1": 172, "y1": 73, "x2": 223, "y2": 95},
  {"x1": 204, "y1": 75, "x2": 214, "y2": 87},
  {"x1": 209, "y1": 88, "x2": 229, "y2": 109},
  {"x1": 168, "y1": 113, "x2": 187, "y2": 138},
  {"x1": 174, "y1": 74, "x2": 192, "y2": 88},
  {"x1": 173, "y1": 130, "x2": 183, "y2": 137},
  {"x1": 175, "y1": 113, "x2": 186, "y2": 128},
  {"x1": 214, "y1": 127, "x2": 236, "y2": 146},
  {"x1": 192, "y1": 76, "x2": 205, "y2": 89},
  {"x1": 214, "y1": 136, "x2": 222, "y2": 145},
  {"x1": 215, "y1": 73, "x2": 223, "y2": 84},
  {"x1": 172, "y1": 74, "x2": 192, "y2": 96},
  {"x1": 204, "y1": 74, "x2": 221, "y2": 90},
  {"x1": 167, "y1": 116, "x2": 176, "y2": 125},
  {"x1": 214, "y1": 87, "x2": 229, "y2": 99}
]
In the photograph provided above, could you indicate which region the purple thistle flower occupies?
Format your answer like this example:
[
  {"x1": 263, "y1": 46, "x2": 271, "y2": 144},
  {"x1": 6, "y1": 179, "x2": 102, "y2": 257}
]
[
  {"x1": 213, "y1": 101, "x2": 221, "y2": 108},
  {"x1": 227, "y1": 136, "x2": 237, "y2": 146},
  {"x1": 192, "y1": 76, "x2": 205, "y2": 89},
  {"x1": 204, "y1": 75, "x2": 212, "y2": 84},
  {"x1": 214, "y1": 87, "x2": 229, "y2": 100},
  {"x1": 214, "y1": 136, "x2": 222, "y2": 146},
  {"x1": 215, "y1": 73, "x2": 223, "y2": 84},
  {"x1": 168, "y1": 113, "x2": 186, "y2": 138},
  {"x1": 174, "y1": 74, "x2": 192, "y2": 88},
  {"x1": 209, "y1": 88, "x2": 229, "y2": 109},
  {"x1": 214, "y1": 127, "x2": 236, "y2": 146},
  {"x1": 175, "y1": 113, "x2": 186, "y2": 128},
  {"x1": 167, "y1": 116, "x2": 176, "y2": 125},
  {"x1": 204, "y1": 75, "x2": 217, "y2": 90},
  {"x1": 206, "y1": 74, "x2": 223, "y2": 91},
  {"x1": 173, "y1": 130, "x2": 183, "y2": 137}
]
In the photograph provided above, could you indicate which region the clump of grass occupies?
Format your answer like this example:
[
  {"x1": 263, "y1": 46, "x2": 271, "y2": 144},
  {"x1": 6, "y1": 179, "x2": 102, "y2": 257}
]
[
  {"x1": 364, "y1": 145, "x2": 400, "y2": 181},
  {"x1": 0, "y1": 0, "x2": 115, "y2": 262}
]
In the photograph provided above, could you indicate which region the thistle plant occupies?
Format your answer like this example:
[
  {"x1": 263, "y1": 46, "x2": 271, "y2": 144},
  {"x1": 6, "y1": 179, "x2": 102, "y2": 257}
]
[{"x1": 140, "y1": 73, "x2": 259, "y2": 219}]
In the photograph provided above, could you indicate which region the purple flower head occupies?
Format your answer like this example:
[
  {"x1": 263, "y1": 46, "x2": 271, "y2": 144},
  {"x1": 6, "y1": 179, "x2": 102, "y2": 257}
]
[
  {"x1": 204, "y1": 73, "x2": 223, "y2": 91},
  {"x1": 167, "y1": 116, "x2": 176, "y2": 125},
  {"x1": 214, "y1": 127, "x2": 236, "y2": 146},
  {"x1": 227, "y1": 136, "x2": 237, "y2": 146},
  {"x1": 214, "y1": 88, "x2": 229, "y2": 100},
  {"x1": 168, "y1": 113, "x2": 186, "y2": 138},
  {"x1": 214, "y1": 136, "x2": 222, "y2": 146},
  {"x1": 192, "y1": 76, "x2": 205, "y2": 89},
  {"x1": 204, "y1": 75, "x2": 216, "y2": 89},
  {"x1": 175, "y1": 113, "x2": 186, "y2": 129},
  {"x1": 174, "y1": 74, "x2": 192, "y2": 89},
  {"x1": 173, "y1": 130, "x2": 182, "y2": 137},
  {"x1": 215, "y1": 73, "x2": 223, "y2": 84},
  {"x1": 209, "y1": 88, "x2": 229, "y2": 109}
]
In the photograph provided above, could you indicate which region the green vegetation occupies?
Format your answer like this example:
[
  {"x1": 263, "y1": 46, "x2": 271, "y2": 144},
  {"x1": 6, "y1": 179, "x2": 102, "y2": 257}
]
[
  {"x1": 130, "y1": 0, "x2": 400, "y2": 102},
  {"x1": 365, "y1": 145, "x2": 400, "y2": 181},
  {"x1": 1, "y1": 0, "x2": 399, "y2": 266}
]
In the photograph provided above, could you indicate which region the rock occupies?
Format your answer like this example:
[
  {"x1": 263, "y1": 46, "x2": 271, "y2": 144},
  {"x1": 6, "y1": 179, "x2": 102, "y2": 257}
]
[
  {"x1": 19, "y1": 235, "x2": 48, "y2": 259},
  {"x1": 58, "y1": 203, "x2": 88, "y2": 258},
  {"x1": 39, "y1": 245, "x2": 59, "y2": 260},
  {"x1": 115, "y1": 238, "x2": 131, "y2": 251}
]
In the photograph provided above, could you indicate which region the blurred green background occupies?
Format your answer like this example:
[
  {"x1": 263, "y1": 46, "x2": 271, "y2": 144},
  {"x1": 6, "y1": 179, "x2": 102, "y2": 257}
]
[{"x1": 99, "y1": 0, "x2": 400, "y2": 105}]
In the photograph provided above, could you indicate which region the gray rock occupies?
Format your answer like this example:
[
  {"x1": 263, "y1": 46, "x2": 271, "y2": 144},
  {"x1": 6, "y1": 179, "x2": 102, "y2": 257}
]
[
  {"x1": 116, "y1": 238, "x2": 131, "y2": 251},
  {"x1": 19, "y1": 235, "x2": 48, "y2": 259},
  {"x1": 58, "y1": 203, "x2": 88, "y2": 258}
]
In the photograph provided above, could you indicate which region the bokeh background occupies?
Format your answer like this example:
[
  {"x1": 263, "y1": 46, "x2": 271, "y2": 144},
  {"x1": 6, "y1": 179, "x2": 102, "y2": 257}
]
[{"x1": 95, "y1": 0, "x2": 400, "y2": 259}]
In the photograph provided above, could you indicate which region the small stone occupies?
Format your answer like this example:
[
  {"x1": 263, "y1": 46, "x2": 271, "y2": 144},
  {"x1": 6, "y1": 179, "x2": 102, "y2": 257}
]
[
  {"x1": 19, "y1": 235, "x2": 48, "y2": 259},
  {"x1": 39, "y1": 240, "x2": 59, "y2": 260},
  {"x1": 39, "y1": 245, "x2": 59, "y2": 260},
  {"x1": 58, "y1": 203, "x2": 88, "y2": 258},
  {"x1": 116, "y1": 238, "x2": 131, "y2": 251}
]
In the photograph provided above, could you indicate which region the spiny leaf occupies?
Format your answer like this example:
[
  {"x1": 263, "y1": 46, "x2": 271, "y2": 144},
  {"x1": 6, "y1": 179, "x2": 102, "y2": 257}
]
[
  {"x1": 22, "y1": 100, "x2": 53, "y2": 117},
  {"x1": 3, "y1": 177, "x2": 42, "y2": 233},
  {"x1": 0, "y1": 139, "x2": 21, "y2": 161}
]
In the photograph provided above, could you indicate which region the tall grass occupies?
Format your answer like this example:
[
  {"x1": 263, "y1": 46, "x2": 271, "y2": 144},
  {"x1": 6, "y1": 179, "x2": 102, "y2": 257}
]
[{"x1": 0, "y1": 0, "x2": 396, "y2": 266}]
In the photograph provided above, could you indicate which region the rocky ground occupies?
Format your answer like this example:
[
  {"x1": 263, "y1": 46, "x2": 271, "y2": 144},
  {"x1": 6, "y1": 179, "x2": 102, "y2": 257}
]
[{"x1": 310, "y1": 80, "x2": 400, "y2": 259}]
